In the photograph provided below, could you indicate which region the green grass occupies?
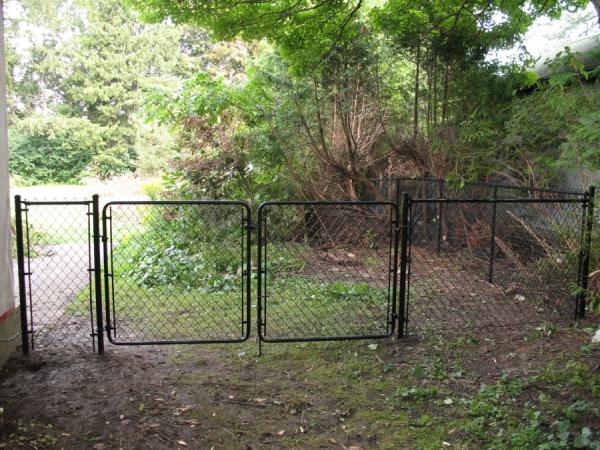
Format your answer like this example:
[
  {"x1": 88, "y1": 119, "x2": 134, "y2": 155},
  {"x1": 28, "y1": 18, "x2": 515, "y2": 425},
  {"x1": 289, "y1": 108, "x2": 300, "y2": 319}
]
[
  {"x1": 69, "y1": 280, "x2": 245, "y2": 341},
  {"x1": 69, "y1": 275, "x2": 391, "y2": 342},
  {"x1": 265, "y1": 276, "x2": 391, "y2": 339}
]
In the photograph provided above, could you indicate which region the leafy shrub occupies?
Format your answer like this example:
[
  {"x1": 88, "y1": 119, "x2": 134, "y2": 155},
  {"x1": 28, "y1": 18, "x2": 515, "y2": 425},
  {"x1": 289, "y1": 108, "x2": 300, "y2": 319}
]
[
  {"x1": 125, "y1": 242, "x2": 239, "y2": 291},
  {"x1": 118, "y1": 206, "x2": 243, "y2": 291},
  {"x1": 9, "y1": 115, "x2": 138, "y2": 183},
  {"x1": 134, "y1": 122, "x2": 178, "y2": 177},
  {"x1": 87, "y1": 144, "x2": 136, "y2": 179},
  {"x1": 8, "y1": 116, "x2": 105, "y2": 183},
  {"x1": 502, "y1": 49, "x2": 600, "y2": 184},
  {"x1": 141, "y1": 179, "x2": 166, "y2": 200}
]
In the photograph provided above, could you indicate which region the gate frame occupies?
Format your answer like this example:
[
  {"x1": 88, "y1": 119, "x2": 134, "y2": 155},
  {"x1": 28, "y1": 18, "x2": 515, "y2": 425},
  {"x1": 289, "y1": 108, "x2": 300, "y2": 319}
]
[
  {"x1": 102, "y1": 200, "x2": 252, "y2": 346},
  {"x1": 14, "y1": 195, "x2": 103, "y2": 354},
  {"x1": 257, "y1": 200, "x2": 401, "y2": 351}
]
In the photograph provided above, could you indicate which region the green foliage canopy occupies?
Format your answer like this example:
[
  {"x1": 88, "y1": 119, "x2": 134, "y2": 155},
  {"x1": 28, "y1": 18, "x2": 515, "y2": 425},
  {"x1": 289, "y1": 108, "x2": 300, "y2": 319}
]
[{"x1": 127, "y1": 0, "x2": 367, "y2": 74}]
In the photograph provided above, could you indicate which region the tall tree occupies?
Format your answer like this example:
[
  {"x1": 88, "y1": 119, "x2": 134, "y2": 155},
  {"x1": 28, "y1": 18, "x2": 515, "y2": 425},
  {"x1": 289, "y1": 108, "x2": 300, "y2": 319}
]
[{"x1": 7, "y1": 0, "x2": 206, "y2": 179}]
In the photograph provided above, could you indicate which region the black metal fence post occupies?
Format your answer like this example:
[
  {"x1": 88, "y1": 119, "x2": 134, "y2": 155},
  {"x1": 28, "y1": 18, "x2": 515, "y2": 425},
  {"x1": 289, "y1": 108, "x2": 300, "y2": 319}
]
[
  {"x1": 575, "y1": 191, "x2": 589, "y2": 319},
  {"x1": 92, "y1": 195, "x2": 104, "y2": 354},
  {"x1": 488, "y1": 186, "x2": 498, "y2": 283},
  {"x1": 14, "y1": 195, "x2": 29, "y2": 355},
  {"x1": 579, "y1": 185, "x2": 596, "y2": 319},
  {"x1": 437, "y1": 179, "x2": 444, "y2": 254},
  {"x1": 256, "y1": 207, "x2": 264, "y2": 356},
  {"x1": 398, "y1": 192, "x2": 410, "y2": 339}
]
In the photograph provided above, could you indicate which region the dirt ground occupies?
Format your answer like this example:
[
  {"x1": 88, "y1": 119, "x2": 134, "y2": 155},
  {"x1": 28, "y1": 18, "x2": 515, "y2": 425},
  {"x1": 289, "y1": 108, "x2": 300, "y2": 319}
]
[{"x1": 1, "y1": 317, "x2": 599, "y2": 450}]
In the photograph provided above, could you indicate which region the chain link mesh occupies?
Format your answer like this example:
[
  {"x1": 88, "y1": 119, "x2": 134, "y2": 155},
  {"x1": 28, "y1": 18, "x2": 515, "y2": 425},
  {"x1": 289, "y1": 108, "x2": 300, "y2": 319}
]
[
  {"x1": 258, "y1": 202, "x2": 398, "y2": 341},
  {"x1": 104, "y1": 202, "x2": 250, "y2": 344},
  {"x1": 373, "y1": 177, "x2": 585, "y2": 202},
  {"x1": 406, "y1": 199, "x2": 585, "y2": 333}
]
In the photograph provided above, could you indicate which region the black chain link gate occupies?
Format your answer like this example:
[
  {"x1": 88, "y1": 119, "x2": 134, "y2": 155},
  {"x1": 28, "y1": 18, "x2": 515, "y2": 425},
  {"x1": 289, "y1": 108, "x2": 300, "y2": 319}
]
[
  {"x1": 102, "y1": 201, "x2": 252, "y2": 345},
  {"x1": 257, "y1": 201, "x2": 400, "y2": 351},
  {"x1": 14, "y1": 196, "x2": 103, "y2": 354},
  {"x1": 13, "y1": 187, "x2": 595, "y2": 354}
]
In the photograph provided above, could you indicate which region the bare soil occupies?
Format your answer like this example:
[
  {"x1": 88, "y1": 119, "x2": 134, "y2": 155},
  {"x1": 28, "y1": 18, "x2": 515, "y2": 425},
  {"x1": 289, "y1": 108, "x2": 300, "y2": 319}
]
[{"x1": 1, "y1": 317, "x2": 598, "y2": 450}]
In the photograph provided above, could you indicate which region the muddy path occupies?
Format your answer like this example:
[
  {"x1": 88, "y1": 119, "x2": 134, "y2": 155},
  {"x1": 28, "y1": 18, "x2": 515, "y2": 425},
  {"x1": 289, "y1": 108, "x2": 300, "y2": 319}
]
[{"x1": 0, "y1": 320, "x2": 598, "y2": 450}]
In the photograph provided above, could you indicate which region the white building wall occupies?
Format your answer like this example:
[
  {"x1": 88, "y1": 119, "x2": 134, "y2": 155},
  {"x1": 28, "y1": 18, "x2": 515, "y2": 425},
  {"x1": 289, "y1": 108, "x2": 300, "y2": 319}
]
[{"x1": 0, "y1": 0, "x2": 18, "y2": 365}]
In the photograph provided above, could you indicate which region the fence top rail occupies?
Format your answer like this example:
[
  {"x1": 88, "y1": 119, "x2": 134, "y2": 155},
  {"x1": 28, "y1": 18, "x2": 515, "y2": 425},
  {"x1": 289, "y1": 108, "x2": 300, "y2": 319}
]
[
  {"x1": 259, "y1": 200, "x2": 397, "y2": 207},
  {"x1": 373, "y1": 177, "x2": 586, "y2": 197},
  {"x1": 104, "y1": 199, "x2": 250, "y2": 206},
  {"x1": 20, "y1": 199, "x2": 93, "y2": 206},
  {"x1": 410, "y1": 197, "x2": 587, "y2": 204}
]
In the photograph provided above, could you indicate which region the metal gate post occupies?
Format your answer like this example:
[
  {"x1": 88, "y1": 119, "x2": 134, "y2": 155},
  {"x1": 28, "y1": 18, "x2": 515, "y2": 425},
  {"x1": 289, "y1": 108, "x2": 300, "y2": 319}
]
[
  {"x1": 256, "y1": 207, "x2": 264, "y2": 356},
  {"x1": 488, "y1": 186, "x2": 498, "y2": 283},
  {"x1": 575, "y1": 191, "x2": 589, "y2": 319},
  {"x1": 92, "y1": 195, "x2": 104, "y2": 354},
  {"x1": 102, "y1": 204, "x2": 113, "y2": 341},
  {"x1": 437, "y1": 179, "x2": 444, "y2": 254},
  {"x1": 579, "y1": 185, "x2": 596, "y2": 319},
  {"x1": 14, "y1": 195, "x2": 29, "y2": 355},
  {"x1": 398, "y1": 192, "x2": 410, "y2": 339}
]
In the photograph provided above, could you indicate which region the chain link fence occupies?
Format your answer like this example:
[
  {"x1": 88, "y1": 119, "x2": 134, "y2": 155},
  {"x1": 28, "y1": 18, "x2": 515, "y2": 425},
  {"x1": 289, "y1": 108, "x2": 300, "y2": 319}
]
[
  {"x1": 404, "y1": 197, "x2": 587, "y2": 334},
  {"x1": 372, "y1": 176, "x2": 585, "y2": 203},
  {"x1": 12, "y1": 181, "x2": 594, "y2": 353}
]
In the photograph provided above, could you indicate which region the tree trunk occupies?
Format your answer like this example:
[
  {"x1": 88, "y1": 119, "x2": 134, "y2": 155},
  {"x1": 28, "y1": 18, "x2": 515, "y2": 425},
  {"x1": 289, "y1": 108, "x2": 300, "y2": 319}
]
[
  {"x1": 413, "y1": 44, "x2": 421, "y2": 139},
  {"x1": 591, "y1": 0, "x2": 600, "y2": 28},
  {"x1": 442, "y1": 65, "x2": 449, "y2": 124},
  {"x1": 432, "y1": 60, "x2": 438, "y2": 129}
]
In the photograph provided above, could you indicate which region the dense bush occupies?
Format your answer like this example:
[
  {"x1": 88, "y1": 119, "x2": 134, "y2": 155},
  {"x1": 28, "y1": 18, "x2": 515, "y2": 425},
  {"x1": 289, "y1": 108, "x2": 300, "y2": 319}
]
[
  {"x1": 118, "y1": 206, "x2": 243, "y2": 291},
  {"x1": 8, "y1": 116, "x2": 105, "y2": 183},
  {"x1": 8, "y1": 115, "x2": 138, "y2": 183},
  {"x1": 134, "y1": 123, "x2": 178, "y2": 178}
]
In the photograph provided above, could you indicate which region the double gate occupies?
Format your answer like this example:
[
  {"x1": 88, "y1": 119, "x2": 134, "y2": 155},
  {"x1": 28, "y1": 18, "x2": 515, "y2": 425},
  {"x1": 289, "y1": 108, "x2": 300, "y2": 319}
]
[{"x1": 14, "y1": 196, "x2": 400, "y2": 354}]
